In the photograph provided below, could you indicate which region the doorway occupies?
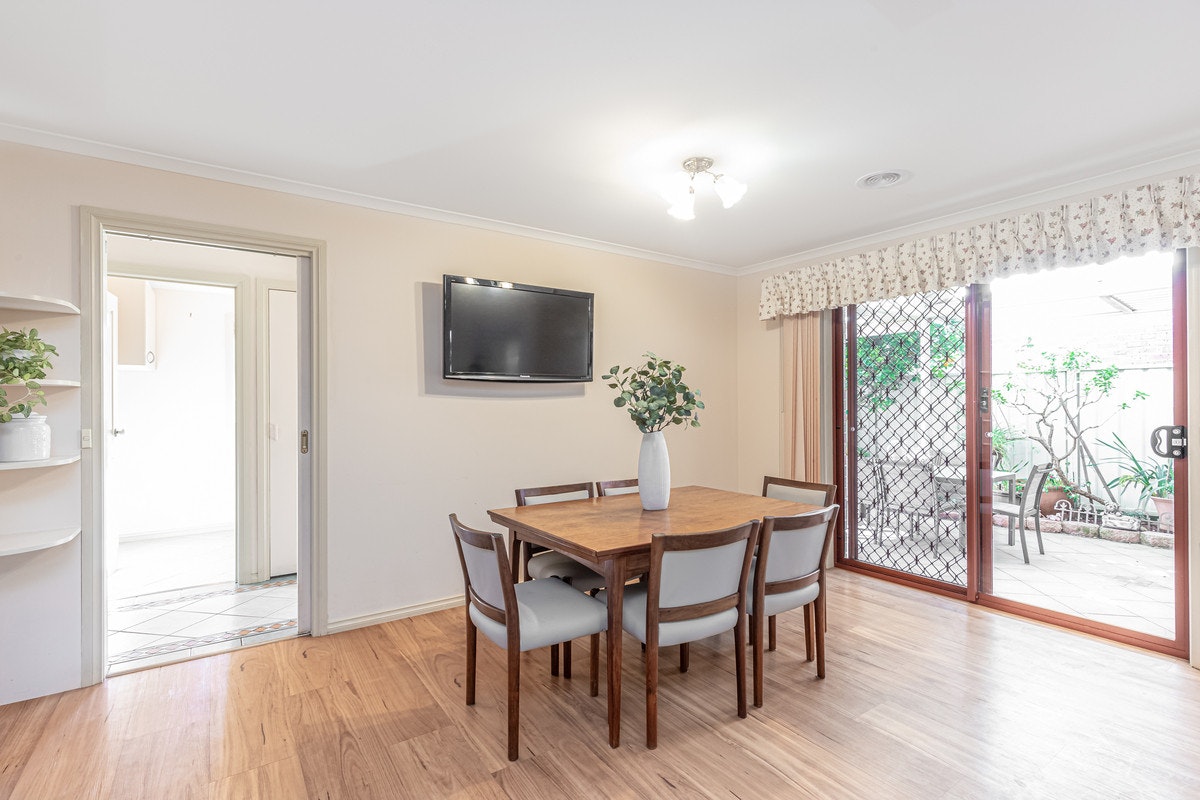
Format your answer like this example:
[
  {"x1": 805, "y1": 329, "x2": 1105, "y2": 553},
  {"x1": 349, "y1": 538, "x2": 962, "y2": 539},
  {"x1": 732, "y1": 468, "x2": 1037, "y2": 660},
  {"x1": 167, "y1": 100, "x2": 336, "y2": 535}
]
[
  {"x1": 838, "y1": 251, "x2": 1189, "y2": 655},
  {"x1": 80, "y1": 215, "x2": 318, "y2": 678}
]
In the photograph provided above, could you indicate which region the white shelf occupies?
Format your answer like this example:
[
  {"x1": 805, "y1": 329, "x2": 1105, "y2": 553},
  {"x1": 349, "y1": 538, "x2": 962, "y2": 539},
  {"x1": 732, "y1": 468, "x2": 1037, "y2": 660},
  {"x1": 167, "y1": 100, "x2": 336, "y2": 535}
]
[
  {"x1": 0, "y1": 527, "x2": 81, "y2": 557},
  {"x1": 0, "y1": 454, "x2": 82, "y2": 471},
  {"x1": 36, "y1": 379, "x2": 81, "y2": 388},
  {"x1": 0, "y1": 292, "x2": 80, "y2": 315}
]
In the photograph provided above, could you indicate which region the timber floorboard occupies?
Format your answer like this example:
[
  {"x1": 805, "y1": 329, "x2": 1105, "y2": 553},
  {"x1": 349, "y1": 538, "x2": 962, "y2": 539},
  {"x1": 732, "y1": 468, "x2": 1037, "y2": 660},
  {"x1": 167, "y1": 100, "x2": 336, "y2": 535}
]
[{"x1": 3, "y1": 570, "x2": 1200, "y2": 799}]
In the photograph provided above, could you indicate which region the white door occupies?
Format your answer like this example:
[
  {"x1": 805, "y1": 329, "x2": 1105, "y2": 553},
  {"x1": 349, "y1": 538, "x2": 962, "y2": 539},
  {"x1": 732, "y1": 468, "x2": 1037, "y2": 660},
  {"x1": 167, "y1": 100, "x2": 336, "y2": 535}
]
[{"x1": 267, "y1": 288, "x2": 299, "y2": 577}]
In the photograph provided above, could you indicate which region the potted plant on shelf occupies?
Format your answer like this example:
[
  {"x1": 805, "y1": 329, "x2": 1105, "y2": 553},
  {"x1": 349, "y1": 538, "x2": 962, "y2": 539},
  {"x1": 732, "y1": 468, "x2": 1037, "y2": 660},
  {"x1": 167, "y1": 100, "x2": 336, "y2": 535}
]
[
  {"x1": 0, "y1": 327, "x2": 58, "y2": 461},
  {"x1": 602, "y1": 352, "x2": 703, "y2": 511},
  {"x1": 1100, "y1": 434, "x2": 1175, "y2": 531}
]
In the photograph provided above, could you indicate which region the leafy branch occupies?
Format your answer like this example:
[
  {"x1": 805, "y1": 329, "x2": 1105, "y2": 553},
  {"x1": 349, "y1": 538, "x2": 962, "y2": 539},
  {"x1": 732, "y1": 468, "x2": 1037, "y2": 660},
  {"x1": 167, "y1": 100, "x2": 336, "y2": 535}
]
[{"x1": 602, "y1": 352, "x2": 704, "y2": 434}]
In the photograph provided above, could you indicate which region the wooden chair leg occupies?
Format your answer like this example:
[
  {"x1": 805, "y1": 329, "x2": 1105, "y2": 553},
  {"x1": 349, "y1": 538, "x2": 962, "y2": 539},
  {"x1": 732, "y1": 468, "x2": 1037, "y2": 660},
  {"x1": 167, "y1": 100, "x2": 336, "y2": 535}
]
[
  {"x1": 550, "y1": 643, "x2": 560, "y2": 676},
  {"x1": 803, "y1": 604, "x2": 815, "y2": 662},
  {"x1": 589, "y1": 633, "x2": 600, "y2": 697},
  {"x1": 507, "y1": 646, "x2": 521, "y2": 761},
  {"x1": 466, "y1": 613, "x2": 477, "y2": 706},
  {"x1": 679, "y1": 642, "x2": 689, "y2": 673},
  {"x1": 734, "y1": 616, "x2": 747, "y2": 719},
  {"x1": 509, "y1": 537, "x2": 522, "y2": 582},
  {"x1": 814, "y1": 599, "x2": 827, "y2": 679},
  {"x1": 768, "y1": 615, "x2": 777, "y2": 652},
  {"x1": 752, "y1": 612, "x2": 764, "y2": 708},
  {"x1": 646, "y1": 640, "x2": 659, "y2": 749},
  {"x1": 563, "y1": 640, "x2": 572, "y2": 679}
]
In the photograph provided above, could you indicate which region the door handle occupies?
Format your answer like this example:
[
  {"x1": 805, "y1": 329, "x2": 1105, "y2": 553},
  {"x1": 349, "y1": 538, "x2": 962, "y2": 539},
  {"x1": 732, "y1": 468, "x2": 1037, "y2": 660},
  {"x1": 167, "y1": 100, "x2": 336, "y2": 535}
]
[
  {"x1": 111, "y1": 428, "x2": 126, "y2": 436},
  {"x1": 300, "y1": 429, "x2": 309, "y2": 454},
  {"x1": 1150, "y1": 425, "x2": 1187, "y2": 459}
]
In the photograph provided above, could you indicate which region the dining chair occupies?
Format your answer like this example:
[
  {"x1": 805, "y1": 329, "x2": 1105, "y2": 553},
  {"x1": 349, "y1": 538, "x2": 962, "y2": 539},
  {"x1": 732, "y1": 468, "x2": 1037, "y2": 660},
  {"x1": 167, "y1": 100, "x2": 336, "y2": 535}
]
[
  {"x1": 596, "y1": 478, "x2": 638, "y2": 497},
  {"x1": 749, "y1": 505, "x2": 839, "y2": 707},
  {"x1": 450, "y1": 514, "x2": 607, "y2": 761},
  {"x1": 513, "y1": 482, "x2": 606, "y2": 678},
  {"x1": 762, "y1": 475, "x2": 837, "y2": 642},
  {"x1": 762, "y1": 475, "x2": 836, "y2": 507},
  {"x1": 599, "y1": 519, "x2": 759, "y2": 749},
  {"x1": 993, "y1": 462, "x2": 1054, "y2": 563}
]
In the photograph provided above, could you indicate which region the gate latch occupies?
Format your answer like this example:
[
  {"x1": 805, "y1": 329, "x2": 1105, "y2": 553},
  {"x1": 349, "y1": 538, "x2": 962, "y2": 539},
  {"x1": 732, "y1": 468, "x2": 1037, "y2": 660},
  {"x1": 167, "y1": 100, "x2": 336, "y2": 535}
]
[{"x1": 1150, "y1": 425, "x2": 1187, "y2": 459}]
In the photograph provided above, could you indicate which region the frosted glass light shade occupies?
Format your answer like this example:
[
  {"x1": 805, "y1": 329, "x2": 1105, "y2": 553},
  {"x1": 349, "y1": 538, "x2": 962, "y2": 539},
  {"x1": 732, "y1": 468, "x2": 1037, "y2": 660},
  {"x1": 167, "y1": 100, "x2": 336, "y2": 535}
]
[
  {"x1": 667, "y1": 194, "x2": 695, "y2": 220},
  {"x1": 713, "y1": 175, "x2": 747, "y2": 208}
]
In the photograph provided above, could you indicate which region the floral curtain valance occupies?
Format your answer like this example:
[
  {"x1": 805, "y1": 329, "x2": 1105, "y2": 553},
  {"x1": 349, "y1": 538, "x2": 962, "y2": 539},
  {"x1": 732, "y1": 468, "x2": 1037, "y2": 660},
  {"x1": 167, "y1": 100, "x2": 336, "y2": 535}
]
[{"x1": 759, "y1": 174, "x2": 1200, "y2": 319}]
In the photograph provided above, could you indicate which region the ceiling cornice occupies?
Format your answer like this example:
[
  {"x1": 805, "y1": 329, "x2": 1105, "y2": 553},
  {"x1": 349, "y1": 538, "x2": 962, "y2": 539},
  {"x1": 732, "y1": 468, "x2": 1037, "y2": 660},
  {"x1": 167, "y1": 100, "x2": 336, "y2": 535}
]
[{"x1": 0, "y1": 123, "x2": 742, "y2": 277}]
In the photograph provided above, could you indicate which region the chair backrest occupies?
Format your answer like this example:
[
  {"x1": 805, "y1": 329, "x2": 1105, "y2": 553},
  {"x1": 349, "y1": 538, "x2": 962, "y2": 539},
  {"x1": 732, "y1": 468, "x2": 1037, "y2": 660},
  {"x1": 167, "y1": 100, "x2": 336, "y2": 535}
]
[
  {"x1": 762, "y1": 476, "x2": 836, "y2": 507},
  {"x1": 757, "y1": 505, "x2": 840, "y2": 591},
  {"x1": 596, "y1": 478, "x2": 638, "y2": 497},
  {"x1": 449, "y1": 514, "x2": 516, "y2": 635},
  {"x1": 647, "y1": 521, "x2": 759, "y2": 630},
  {"x1": 1019, "y1": 463, "x2": 1056, "y2": 516},
  {"x1": 515, "y1": 482, "x2": 595, "y2": 506}
]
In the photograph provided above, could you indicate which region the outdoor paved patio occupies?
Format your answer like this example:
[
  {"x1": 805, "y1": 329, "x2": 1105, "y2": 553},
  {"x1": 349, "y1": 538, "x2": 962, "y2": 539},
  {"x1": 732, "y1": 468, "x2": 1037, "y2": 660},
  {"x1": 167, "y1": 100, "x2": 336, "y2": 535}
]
[{"x1": 990, "y1": 525, "x2": 1175, "y2": 639}]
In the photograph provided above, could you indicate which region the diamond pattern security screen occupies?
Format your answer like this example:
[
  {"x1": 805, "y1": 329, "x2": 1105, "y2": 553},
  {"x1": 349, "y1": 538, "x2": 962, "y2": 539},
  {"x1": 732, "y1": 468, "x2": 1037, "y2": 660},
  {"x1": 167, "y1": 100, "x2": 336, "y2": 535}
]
[{"x1": 843, "y1": 288, "x2": 969, "y2": 587}]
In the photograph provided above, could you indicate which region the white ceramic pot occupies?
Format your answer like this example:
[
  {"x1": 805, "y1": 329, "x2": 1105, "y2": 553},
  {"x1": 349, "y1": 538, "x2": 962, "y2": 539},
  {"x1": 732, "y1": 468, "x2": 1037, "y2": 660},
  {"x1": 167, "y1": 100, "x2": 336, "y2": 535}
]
[
  {"x1": 638, "y1": 430, "x2": 670, "y2": 511},
  {"x1": 0, "y1": 413, "x2": 52, "y2": 462}
]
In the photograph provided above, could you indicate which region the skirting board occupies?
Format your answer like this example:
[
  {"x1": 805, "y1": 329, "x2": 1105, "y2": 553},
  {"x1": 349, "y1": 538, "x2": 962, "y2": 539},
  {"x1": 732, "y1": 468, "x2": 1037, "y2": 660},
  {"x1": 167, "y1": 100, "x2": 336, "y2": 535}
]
[{"x1": 325, "y1": 594, "x2": 464, "y2": 635}]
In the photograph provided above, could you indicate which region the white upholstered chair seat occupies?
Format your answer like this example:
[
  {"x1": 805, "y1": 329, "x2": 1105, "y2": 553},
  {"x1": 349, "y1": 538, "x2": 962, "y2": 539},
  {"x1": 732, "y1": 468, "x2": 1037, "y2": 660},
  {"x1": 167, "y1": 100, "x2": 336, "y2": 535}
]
[
  {"x1": 597, "y1": 584, "x2": 738, "y2": 648},
  {"x1": 747, "y1": 583, "x2": 820, "y2": 618},
  {"x1": 470, "y1": 577, "x2": 607, "y2": 653},
  {"x1": 526, "y1": 551, "x2": 606, "y2": 593}
]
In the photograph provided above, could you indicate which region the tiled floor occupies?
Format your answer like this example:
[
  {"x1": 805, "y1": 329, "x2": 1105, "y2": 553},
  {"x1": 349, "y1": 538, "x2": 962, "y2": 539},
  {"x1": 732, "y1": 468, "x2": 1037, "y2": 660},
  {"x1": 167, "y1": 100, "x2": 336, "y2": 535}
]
[
  {"x1": 108, "y1": 529, "x2": 298, "y2": 674},
  {"x1": 990, "y1": 525, "x2": 1175, "y2": 638}
]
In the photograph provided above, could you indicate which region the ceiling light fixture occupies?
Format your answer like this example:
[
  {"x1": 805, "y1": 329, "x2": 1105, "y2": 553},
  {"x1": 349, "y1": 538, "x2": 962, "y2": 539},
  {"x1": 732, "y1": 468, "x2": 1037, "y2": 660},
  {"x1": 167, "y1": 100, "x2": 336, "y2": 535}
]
[{"x1": 662, "y1": 156, "x2": 747, "y2": 221}]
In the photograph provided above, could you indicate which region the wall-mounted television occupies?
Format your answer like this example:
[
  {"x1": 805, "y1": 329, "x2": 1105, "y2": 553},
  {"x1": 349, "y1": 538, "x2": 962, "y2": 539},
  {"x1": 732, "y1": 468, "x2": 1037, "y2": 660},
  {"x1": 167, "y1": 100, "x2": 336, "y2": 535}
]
[{"x1": 442, "y1": 275, "x2": 594, "y2": 382}]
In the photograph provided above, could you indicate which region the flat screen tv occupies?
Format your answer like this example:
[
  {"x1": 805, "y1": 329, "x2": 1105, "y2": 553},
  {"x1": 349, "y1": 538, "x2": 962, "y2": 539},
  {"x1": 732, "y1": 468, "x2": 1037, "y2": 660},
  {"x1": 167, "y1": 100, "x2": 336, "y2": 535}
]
[{"x1": 442, "y1": 275, "x2": 594, "y2": 382}]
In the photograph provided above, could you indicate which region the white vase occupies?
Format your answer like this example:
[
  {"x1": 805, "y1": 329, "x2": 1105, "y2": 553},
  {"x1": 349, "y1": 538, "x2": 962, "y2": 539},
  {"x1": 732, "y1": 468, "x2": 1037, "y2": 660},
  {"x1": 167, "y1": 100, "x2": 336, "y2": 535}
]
[
  {"x1": 0, "y1": 413, "x2": 52, "y2": 462},
  {"x1": 638, "y1": 430, "x2": 670, "y2": 511}
]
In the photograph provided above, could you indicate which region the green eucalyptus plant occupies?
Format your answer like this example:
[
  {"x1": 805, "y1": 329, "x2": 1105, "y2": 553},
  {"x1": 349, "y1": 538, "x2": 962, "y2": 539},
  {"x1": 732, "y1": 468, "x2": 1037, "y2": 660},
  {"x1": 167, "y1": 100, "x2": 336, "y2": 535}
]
[
  {"x1": 0, "y1": 327, "x2": 57, "y2": 423},
  {"x1": 602, "y1": 352, "x2": 704, "y2": 433}
]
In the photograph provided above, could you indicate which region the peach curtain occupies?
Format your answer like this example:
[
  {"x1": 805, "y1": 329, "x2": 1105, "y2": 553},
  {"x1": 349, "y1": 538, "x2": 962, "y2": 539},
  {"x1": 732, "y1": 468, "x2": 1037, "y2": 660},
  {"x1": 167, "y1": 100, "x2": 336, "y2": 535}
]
[{"x1": 781, "y1": 312, "x2": 823, "y2": 481}]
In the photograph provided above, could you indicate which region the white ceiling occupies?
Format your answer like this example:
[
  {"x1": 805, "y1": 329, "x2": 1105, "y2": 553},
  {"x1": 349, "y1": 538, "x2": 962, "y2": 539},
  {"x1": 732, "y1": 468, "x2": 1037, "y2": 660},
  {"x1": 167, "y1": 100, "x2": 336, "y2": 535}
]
[{"x1": 4, "y1": 1, "x2": 1200, "y2": 274}]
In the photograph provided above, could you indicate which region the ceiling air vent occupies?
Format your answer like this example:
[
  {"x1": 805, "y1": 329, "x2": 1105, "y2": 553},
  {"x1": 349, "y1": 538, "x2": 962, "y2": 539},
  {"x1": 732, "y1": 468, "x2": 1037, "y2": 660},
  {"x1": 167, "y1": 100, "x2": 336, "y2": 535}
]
[{"x1": 856, "y1": 170, "x2": 912, "y2": 189}]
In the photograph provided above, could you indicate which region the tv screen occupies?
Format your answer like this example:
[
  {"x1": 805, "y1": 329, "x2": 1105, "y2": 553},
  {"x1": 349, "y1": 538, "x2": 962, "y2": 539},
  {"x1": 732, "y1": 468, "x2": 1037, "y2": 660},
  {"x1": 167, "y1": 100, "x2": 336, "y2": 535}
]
[{"x1": 443, "y1": 275, "x2": 594, "y2": 382}]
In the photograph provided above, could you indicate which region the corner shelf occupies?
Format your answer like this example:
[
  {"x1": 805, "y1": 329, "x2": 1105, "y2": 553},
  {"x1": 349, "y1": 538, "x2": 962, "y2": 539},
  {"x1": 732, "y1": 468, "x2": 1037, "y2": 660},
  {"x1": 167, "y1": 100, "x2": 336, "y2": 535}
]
[
  {"x1": 0, "y1": 292, "x2": 80, "y2": 315},
  {"x1": 0, "y1": 527, "x2": 82, "y2": 557},
  {"x1": 0, "y1": 454, "x2": 82, "y2": 471}
]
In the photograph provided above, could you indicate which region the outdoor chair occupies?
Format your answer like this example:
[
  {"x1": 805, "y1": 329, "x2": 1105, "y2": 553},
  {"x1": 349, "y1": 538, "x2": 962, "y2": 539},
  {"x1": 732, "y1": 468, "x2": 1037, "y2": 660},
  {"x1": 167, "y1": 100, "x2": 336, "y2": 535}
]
[
  {"x1": 993, "y1": 462, "x2": 1055, "y2": 564},
  {"x1": 598, "y1": 520, "x2": 759, "y2": 749},
  {"x1": 750, "y1": 505, "x2": 839, "y2": 706},
  {"x1": 450, "y1": 514, "x2": 607, "y2": 761}
]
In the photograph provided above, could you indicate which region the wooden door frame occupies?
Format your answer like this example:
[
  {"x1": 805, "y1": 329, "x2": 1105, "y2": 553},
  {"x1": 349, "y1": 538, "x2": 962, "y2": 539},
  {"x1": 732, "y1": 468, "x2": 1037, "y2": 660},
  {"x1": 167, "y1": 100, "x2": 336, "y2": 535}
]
[{"x1": 833, "y1": 260, "x2": 1191, "y2": 660}]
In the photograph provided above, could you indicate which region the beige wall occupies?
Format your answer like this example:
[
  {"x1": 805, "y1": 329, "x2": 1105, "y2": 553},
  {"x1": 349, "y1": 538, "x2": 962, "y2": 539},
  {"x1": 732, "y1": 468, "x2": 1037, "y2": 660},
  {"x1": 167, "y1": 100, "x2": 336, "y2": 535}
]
[
  {"x1": 735, "y1": 271, "x2": 783, "y2": 493},
  {"x1": 0, "y1": 141, "x2": 739, "y2": 701}
]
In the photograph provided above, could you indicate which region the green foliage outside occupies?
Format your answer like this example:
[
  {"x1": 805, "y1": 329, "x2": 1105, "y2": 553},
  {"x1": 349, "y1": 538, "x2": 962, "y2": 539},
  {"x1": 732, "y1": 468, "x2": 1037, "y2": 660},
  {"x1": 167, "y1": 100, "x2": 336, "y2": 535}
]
[{"x1": 602, "y1": 352, "x2": 704, "y2": 434}]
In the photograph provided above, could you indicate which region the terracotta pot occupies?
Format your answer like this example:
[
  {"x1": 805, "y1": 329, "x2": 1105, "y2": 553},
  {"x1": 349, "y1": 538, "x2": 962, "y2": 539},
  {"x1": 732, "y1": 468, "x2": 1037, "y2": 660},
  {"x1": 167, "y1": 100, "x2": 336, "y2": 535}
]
[
  {"x1": 1151, "y1": 495, "x2": 1175, "y2": 532},
  {"x1": 1039, "y1": 488, "x2": 1069, "y2": 517}
]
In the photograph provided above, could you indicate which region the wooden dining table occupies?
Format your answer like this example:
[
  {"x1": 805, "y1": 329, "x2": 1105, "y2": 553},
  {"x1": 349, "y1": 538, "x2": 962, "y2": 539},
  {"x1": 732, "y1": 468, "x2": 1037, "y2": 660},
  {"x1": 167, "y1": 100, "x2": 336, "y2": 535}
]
[{"x1": 487, "y1": 484, "x2": 817, "y2": 748}]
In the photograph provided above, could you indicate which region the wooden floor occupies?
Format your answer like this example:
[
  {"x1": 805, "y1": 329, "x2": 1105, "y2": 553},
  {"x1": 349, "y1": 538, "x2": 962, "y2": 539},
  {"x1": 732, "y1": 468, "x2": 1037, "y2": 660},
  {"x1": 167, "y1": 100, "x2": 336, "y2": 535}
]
[{"x1": 3, "y1": 570, "x2": 1200, "y2": 799}]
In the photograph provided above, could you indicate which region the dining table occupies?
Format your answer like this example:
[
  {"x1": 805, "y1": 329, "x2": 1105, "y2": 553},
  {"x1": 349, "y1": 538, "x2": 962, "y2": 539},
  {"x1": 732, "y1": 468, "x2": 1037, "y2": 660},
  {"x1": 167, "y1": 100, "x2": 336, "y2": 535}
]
[{"x1": 487, "y1": 484, "x2": 818, "y2": 748}]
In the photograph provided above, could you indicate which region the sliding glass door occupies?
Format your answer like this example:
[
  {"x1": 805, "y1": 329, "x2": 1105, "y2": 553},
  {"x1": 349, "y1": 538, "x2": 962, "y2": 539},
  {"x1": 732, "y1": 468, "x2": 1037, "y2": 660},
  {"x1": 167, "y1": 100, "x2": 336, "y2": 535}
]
[{"x1": 837, "y1": 252, "x2": 1188, "y2": 656}]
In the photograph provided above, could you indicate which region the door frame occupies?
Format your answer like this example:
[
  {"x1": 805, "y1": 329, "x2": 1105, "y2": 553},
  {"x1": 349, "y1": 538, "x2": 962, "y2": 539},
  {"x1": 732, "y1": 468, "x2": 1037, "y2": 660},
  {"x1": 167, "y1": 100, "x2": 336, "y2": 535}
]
[
  {"x1": 257, "y1": 278, "x2": 298, "y2": 580},
  {"x1": 79, "y1": 207, "x2": 328, "y2": 685},
  {"x1": 834, "y1": 258, "x2": 1191, "y2": 659}
]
